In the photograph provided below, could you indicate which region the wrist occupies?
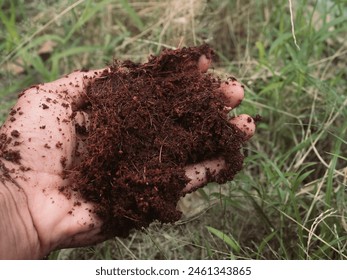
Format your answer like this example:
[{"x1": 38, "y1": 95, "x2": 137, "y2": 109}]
[{"x1": 0, "y1": 178, "x2": 42, "y2": 259}]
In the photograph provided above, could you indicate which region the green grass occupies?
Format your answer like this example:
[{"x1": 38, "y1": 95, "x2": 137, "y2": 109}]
[{"x1": 1, "y1": 0, "x2": 347, "y2": 260}]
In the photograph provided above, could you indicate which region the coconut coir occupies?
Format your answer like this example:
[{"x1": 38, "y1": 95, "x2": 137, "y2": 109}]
[{"x1": 72, "y1": 45, "x2": 248, "y2": 237}]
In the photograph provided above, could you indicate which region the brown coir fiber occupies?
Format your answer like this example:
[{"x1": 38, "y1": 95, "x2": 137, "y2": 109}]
[{"x1": 73, "y1": 45, "x2": 248, "y2": 237}]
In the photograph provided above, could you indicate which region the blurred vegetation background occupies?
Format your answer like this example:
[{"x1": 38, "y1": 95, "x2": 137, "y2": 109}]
[{"x1": 1, "y1": 0, "x2": 347, "y2": 259}]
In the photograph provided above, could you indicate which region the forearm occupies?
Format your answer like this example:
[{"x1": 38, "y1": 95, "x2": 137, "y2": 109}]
[{"x1": 0, "y1": 179, "x2": 41, "y2": 259}]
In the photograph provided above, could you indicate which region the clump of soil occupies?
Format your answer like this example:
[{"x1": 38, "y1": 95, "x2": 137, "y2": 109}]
[{"x1": 72, "y1": 45, "x2": 248, "y2": 237}]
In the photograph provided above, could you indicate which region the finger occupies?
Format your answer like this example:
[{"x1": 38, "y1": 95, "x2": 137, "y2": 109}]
[
  {"x1": 181, "y1": 114, "x2": 255, "y2": 195},
  {"x1": 229, "y1": 114, "x2": 256, "y2": 139},
  {"x1": 198, "y1": 55, "x2": 245, "y2": 110},
  {"x1": 34, "y1": 68, "x2": 110, "y2": 108},
  {"x1": 219, "y1": 79, "x2": 245, "y2": 109},
  {"x1": 198, "y1": 54, "x2": 212, "y2": 73},
  {"x1": 182, "y1": 158, "x2": 225, "y2": 193}
]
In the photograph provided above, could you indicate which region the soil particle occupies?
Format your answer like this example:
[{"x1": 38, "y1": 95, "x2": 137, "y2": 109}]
[
  {"x1": 60, "y1": 156, "x2": 67, "y2": 168},
  {"x1": 75, "y1": 124, "x2": 88, "y2": 135},
  {"x1": 42, "y1": 103, "x2": 49, "y2": 110},
  {"x1": 253, "y1": 114, "x2": 262, "y2": 123},
  {"x1": 2, "y1": 149, "x2": 21, "y2": 164},
  {"x1": 73, "y1": 201, "x2": 81, "y2": 207},
  {"x1": 56, "y1": 141, "x2": 63, "y2": 149},
  {"x1": 11, "y1": 130, "x2": 20, "y2": 138},
  {"x1": 44, "y1": 143, "x2": 51, "y2": 149},
  {"x1": 67, "y1": 45, "x2": 251, "y2": 238},
  {"x1": 61, "y1": 102, "x2": 70, "y2": 109}
]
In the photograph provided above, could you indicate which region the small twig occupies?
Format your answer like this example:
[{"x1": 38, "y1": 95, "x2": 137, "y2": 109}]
[{"x1": 158, "y1": 136, "x2": 168, "y2": 163}]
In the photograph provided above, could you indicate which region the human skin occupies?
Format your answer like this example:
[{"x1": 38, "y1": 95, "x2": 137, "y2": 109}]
[{"x1": 0, "y1": 57, "x2": 255, "y2": 259}]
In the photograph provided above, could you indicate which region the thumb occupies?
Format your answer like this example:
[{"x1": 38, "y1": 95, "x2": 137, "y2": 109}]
[{"x1": 38, "y1": 68, "x2": 110, "y2": 108}]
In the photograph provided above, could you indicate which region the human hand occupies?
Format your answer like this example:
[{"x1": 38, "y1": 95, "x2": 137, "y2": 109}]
[{"x1": 0, "y1": 55, "x2": 255, "y2": 259}]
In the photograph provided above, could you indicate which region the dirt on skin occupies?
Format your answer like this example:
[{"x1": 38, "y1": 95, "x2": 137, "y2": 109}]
[{"x1": 68, "y1": 45, "x2": 250, "y2": 237}]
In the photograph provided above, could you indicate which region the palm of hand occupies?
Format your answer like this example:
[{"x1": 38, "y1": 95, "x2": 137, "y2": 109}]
[{"x1": 1, "y1": 70, "x2": 104, "y2": 256}]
